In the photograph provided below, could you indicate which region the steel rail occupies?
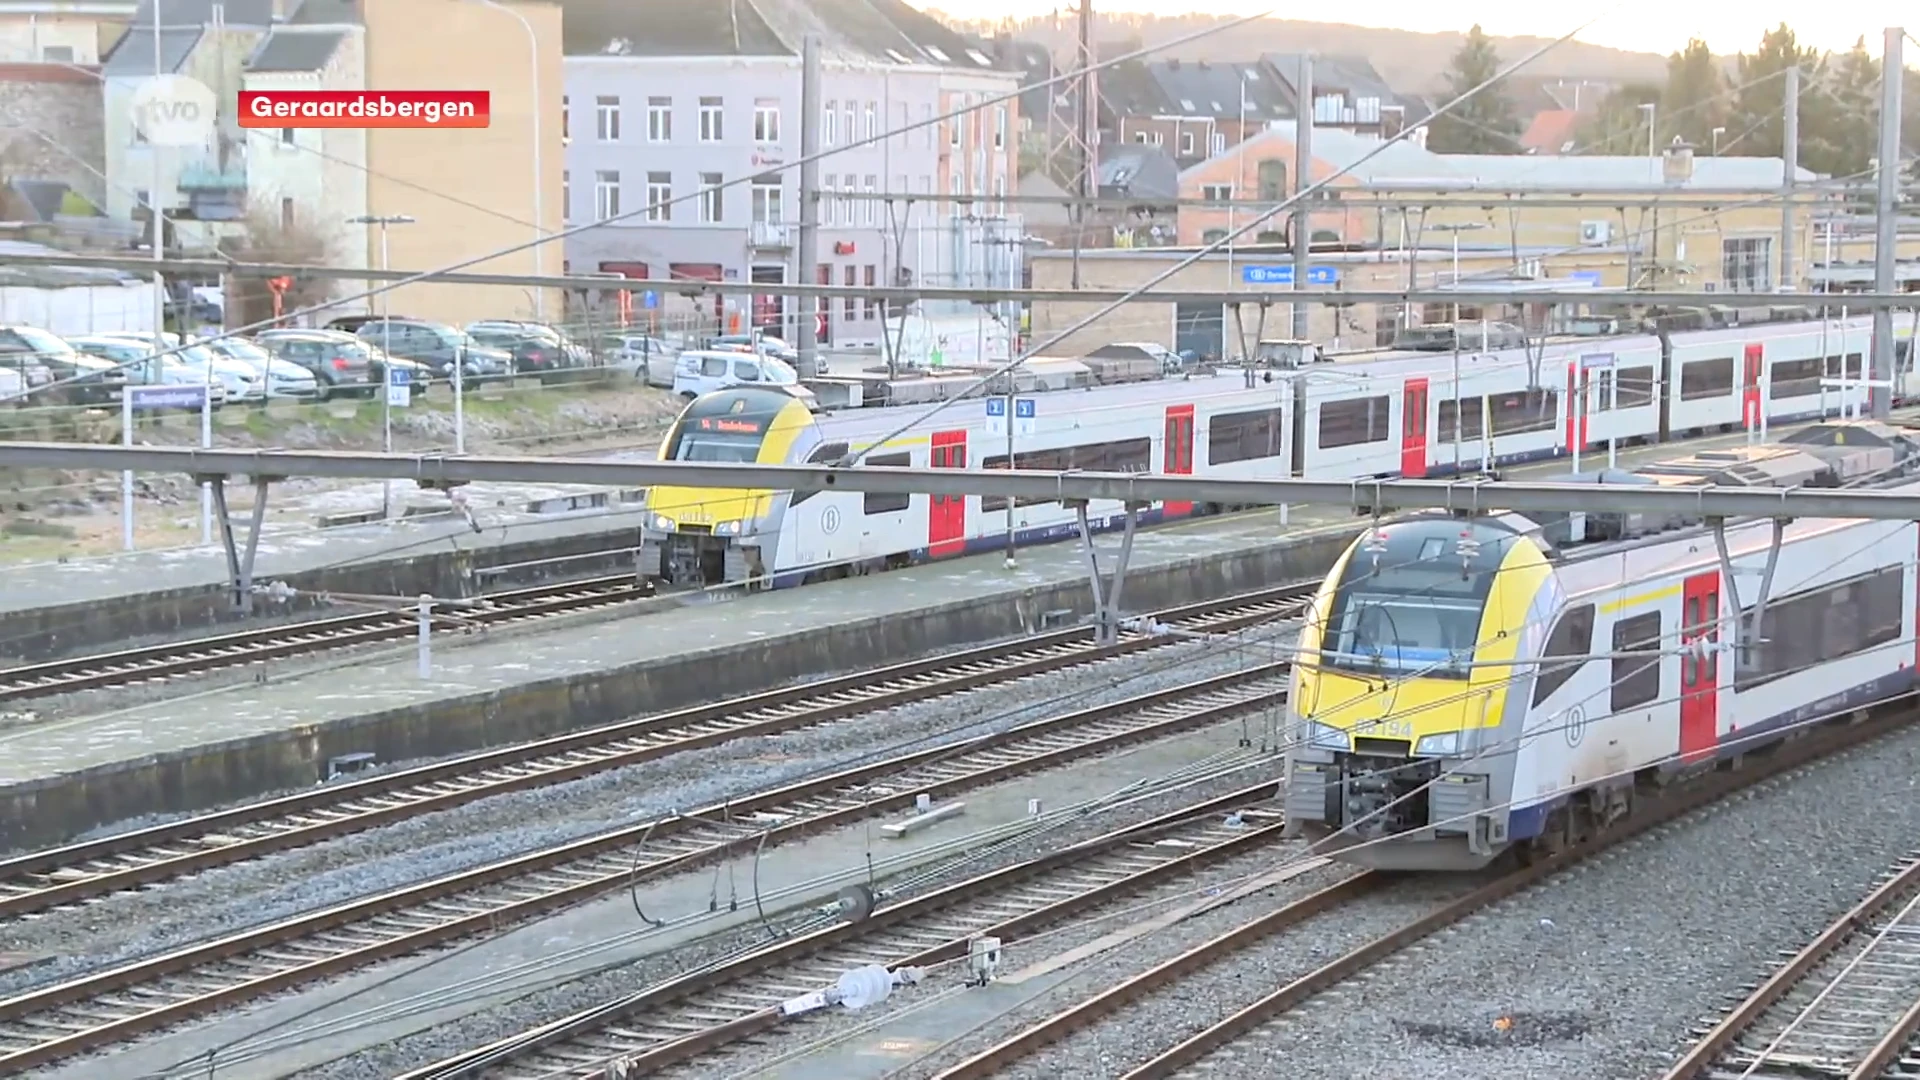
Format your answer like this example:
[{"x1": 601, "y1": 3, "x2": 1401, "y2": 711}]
[
  {"x1": 1113, "y1": 696, "x2": 1920, "y2": 1080},
  {"x1": 400, "y1": 782, "x2": 1302, "y2": 1080},
  {"x1": 0, "y1": 582, "x2": 1312, "y2": 921},
  {"x1": 1661, "y1": 850, "x2": 1920, "y2": 1080},
  {"x1": 0, "y1": 573, "x2": 651, "y2": 703},
  {"x1": 0, "y1": 663, "x2": 1294, "y2": 1072}
]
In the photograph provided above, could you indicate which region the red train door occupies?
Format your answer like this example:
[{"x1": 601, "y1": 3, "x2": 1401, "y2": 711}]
[
  {"x1": 1679, "y1": 571, "x2": 1722, "y2": 764},
  {"x1": 1564, "y1": 361, "x2": 1590, "y2": 457},
  {"x1": 928, "y1": 429, "x2": 968, "y2": 558},
  {"x1": 1163, "y1": 404, "x2": 1195, "y2": 516},
  {"x1": 1742, "y1": 343, "x2": 1764, "y2": 430},
  {"x1": 1400, "y1": 378, "x2": 1428, "y2": 477}
]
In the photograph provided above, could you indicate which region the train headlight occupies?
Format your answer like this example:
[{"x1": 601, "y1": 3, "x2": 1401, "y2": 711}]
[
  {"x1": 1414, "y1": 732, "x2": 1462, "y2": 757},
  {"x1": 651, "y1": 514, "x2": 674, "y2": 531},
  {"x1": 1302, "y1": 721, "x2": 1348, "y2": 750},
  {"x1": 715, "y1": 520, "x2": 744, "y2": 536}
]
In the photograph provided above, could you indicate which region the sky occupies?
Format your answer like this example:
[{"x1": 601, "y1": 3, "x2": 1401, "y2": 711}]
[{"x1": 940, "y1": 2, "x2": 1911, "y2": 57}]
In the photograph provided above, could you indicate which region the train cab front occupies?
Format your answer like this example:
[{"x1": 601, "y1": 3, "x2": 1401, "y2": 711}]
[
  {"x1": 640, "y1": 387, "x2": 814, "y2": 588},
  {"x1": 1282, "y1": 513, "x2": 1553, "y2": 871}
]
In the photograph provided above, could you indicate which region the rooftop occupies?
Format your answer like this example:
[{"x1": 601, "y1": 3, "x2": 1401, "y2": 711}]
[
  {"x1": 0, "y1": 239, "x2": 150, "y2": 288},
  {"x1": 560, "y1": 0, "x2": 1010, "y2": 70},
  {"x1": 246, "y1": 27, "x2": 345, "y2": 73}
]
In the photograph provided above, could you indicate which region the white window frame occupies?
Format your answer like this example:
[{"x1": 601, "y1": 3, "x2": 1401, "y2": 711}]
[
  {"x1": 993, "y1": 105, "x2": 1006, "y2": 149},
  {"x1": 645, "y1": 171, "x2": 672, "y2": 221},
  {"x1": 754, "y1": 99, "x2": 780, "y2": 143},
  {"x1": 699, "y1": 172, "x2": 723, "y2": 223},
  {"x1": 823, "y1": 100, "x2": 837, "y2": 146},
  {"x1": 596, "y1": 95, "x2": 620, "y2": 141},
  {"x1": 862, "y1": 175, "x2": 877, "y2": 226},
  {"x1": 698, "y1": 97, "x2": 723, "y2": 142},
  {"x1": 562, "y1": 170, "x2": 571, "y2": 222},
  {"x1": 1180, "y1": 129, "x2": 1195, "y2": 155},
  {"x1": 594, "y1": 170, "x2": 620, "y2": 220},
  {"x1": 647, "y1": 96, "x2": 671, "y2": 142},
  {"x1": 822, "y1": 174, "x2": 836, "y2": 224},
  {"x1": 752, "y1": 182, "x2": 783, "y2": 225},
  {"x1": 864, "y1": 101, "x2": 878, "y2": 141},
  {"x1": 950, "y1": 96, "x2": 964, "y2": 146}
]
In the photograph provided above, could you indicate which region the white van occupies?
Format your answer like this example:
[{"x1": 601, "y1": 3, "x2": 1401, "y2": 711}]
[{"x1": 672, "y1": 350, "x2": 819, "y2": 410}]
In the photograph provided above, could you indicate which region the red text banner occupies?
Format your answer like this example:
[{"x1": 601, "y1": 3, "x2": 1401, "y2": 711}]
[{"x1": 237, "y1": 91, "x2": 490, "y2": 129}]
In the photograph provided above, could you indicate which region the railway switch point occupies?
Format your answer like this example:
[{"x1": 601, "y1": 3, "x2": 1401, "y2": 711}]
[{"x1": 883, "y1": 801, "x2": 967, "y2": 838}]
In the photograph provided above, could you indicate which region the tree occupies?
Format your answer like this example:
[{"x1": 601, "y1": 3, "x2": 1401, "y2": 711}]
[
  {"x1": 1724, "y1": 24, "x2": 1822, "y2": 160},
  {"x1": 1818, "y1": 38, "x2": 1881, "y2": 179},
  {"x1": 1661, "y1": 39, "x2": 1726, "y2": 150},
  {"x1": 1573, "y1": 83, "x2": 1663, "y2": 155},
  {"x1": 1426, "y1": 25, "x2": 1522, "y2": 154},
  {"x1": 219, "y1": 209, "x2": 334, "y2": 328}
]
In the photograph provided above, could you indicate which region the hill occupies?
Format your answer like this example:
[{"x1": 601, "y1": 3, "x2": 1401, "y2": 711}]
[{"x1": 929, "y1": 11, "x2": 1672, "y2": 93}]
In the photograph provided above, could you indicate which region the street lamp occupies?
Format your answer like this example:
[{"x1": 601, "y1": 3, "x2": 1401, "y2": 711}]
[
  {"x1": 347, "y1": 213, "x2": 416, "y2": 520},
  {"x1": 466, "y1": 0, "x2": 544, "y2": 320},
  {"x1": 1711, "y1": 126, "x2": 1725, "y2": 156},
  {"x1": 1638, "y1": 102, "x2": 1657, "y2": 170},
  {"x1": 1430, "y1": 221, "x2": 1489, "y2": 472}
]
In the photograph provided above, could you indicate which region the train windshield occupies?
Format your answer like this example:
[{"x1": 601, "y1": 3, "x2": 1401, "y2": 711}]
[
  {"x1": 1319, "y1": 522, "x2": 1510, "y2": 680},
  {"x1": 668, "y1": 429, "x2": 765, "y2": 463}
]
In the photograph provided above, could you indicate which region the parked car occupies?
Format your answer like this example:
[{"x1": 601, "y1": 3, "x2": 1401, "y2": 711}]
[
  {"x1": 590, "y1": 331, "x2": 675, "y2": 387},
  {"x1": 199, "y1": 336, "x2": 319, "y2": 400},
  {"x1": 0, "y1": 365, "x2": 23, "y2": 405},
  {"x1": 0, "y1": 326, "x2": 127, "y2": 405},
  {"x1": 254, "y1": 329, "x2": 430, "y2": 400},
  {"x1": 68, "y1": 335, "x2": 230, "y2": 408},
  {"x1": 327, "y1": 316, "x2": 514, "y2": 381},
  {"x1": 709, "y1": 333, "x2": 799, "y2": 364},
  {"x1": 97, "y1": 332, "x2": 263, "y2": 404},
  {"x1": 463, "y1": 320, "x2": 589, "y2": 376},
  {"x1": 672, "y1": 350, "x2": 817, "y2": 410}
]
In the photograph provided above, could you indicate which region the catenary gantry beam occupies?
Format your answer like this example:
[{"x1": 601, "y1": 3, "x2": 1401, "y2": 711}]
[
  {"x1": 11, "y1": 253, "x2": 1920, "y2": 308},
  {"x1": 10, "y1": 443, "x2": 1920, "y2": 520}
]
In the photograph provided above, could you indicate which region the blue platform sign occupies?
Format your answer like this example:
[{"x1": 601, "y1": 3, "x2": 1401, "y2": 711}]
[
  {"x1": 1241, "y1": 265, "x2": 1340, "y2": 286},
  {"x1": 986, "y1": 397, "x2": 1036, "y2": 437},
  {"x1": 127, "y1": 384, "x2": 206, "y2": 411},
  {"x1": 641, "y1": 290, "x2": 659, "y2": 309},
  {"x1": 386, "y1": 365, "x2": 411, "y2": 408}
]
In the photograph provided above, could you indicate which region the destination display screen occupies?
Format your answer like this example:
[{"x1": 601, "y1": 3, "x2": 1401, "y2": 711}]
[{"x1": 697, "y1": 416, "x2": 766, "y2": 435}]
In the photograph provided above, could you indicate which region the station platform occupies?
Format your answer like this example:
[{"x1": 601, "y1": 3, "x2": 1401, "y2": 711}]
[{"x1": 0, "y1": 505, "x2": 1362, "y2": 850}]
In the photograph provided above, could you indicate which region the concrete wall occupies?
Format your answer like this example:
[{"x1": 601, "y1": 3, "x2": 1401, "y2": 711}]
[
  {"x1": 0, "y1": 10, "x2": 124, "y2": 65},
  {"x1": 0, "y1": 63, "x2": 105, "y2": 207},
  {"x1": 363, "y1": 0, "x2": 562, "y2": 325},
  {"x1": 0, "y1": 522, "x2": 1362, "y2": 849}
]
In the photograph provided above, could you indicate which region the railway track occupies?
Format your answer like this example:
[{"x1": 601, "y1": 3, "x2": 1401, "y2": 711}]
[
  {"x1": 0, "y1": 572, "x2": 654, "y2": 703},
  {"x1": 0, "y1": 662, "x2": 1294, "y2": 1073},
  {"x1": 933, "y1": 696, "x2": 1920, "y2": 1080},
  {"x1": 1662, "y1": 851, "x2": 1920, "y2": 1080},
  {"x1": 398, "y1": 780, "x2": 1302, "y2": 1080},
  {"x1": 0, "y1": 582, "x2": 1311, "y2": 922}
]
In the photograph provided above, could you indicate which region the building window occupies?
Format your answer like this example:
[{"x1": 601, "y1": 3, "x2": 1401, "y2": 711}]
[
  {"x1": 1134, "y1": 130, "x2": 1149, "y2": 144},
  {"x1": 950, "y1": 98, "x2": 963, "y2": 146},
  {"x1": 842, "y1": 264, "x2": 857, "y2": 322},
  {"x1": 823, "y1": 100, "x2": 837, "y2": 146},
  {"x1": 862, "y1": 175, "x2": 877, "y2": 226},
  {"x1": 280, "y1": 197, "x2": 294, "y2": 230},
  {"x1": 698, "y1": 96, "x2": 723, "y2": 142},
  {"x1": 993, "y1": 105, "x2": 1006, "y2": 149},
  {"x1": 40, "y1": 45, "x2": 73, "y2": 62},
  {"x1": 822, "y1": 174, "x2": 836, "y2": 224},
  {"x1": 561, "y1": 95, "x2": 569, "y2": 141},
  {"x1": 896, "y1": 101, "x2": 910, "y2": 146},
  {"x1": 842, "y1": 177, "x2": 856, "y2": 226},
  {"x1": 863, "y1": 264, "x2": 877, "y2": 319},
  {"x1": 1210, "y1": 132, "x2": 1226, "y2": 155},
  {"x1": 646, "y1": 171, "x2": 672, "y2": 221},
  {"x1": 562, "y1": 170, "x2": 570, "y2": 222},
  {"x1": 280, "y1": 127, "x2": 295, "y2": 146},
  {"x1": 1256, "y1": 159, "x2": 1287, "y2": 200},
  {"x1": 922, "y1": 103, "x2": 935, "y2": 148},
  {"x1": 754, "y1": 98, "x2": 780, "y2": 143},
  {"x1": 991, "y1": 174, "x2": 1005, "y2": 213},
  {"x1": 594, "y1": 170, "x2": 620, "y2": 219},
  {"x1": 1180, "y1": 129, "x2": 1195, "y2": 155},
  {"x1": 1722, "y1": 237, "x2": 1772, "y2": 292},
  {"x1": 699, "y1": 172, "x2": 722, "y2": 223},
  {"x1": 647, "y1": 96, "x2": 671, "y2": 141},
  {"x1": 1201, "y1": 183, "x2": 1233, "y2": 202},
  {"x1": 752, "y1": 178, "x2": 782, "y2": 224},
  {"x1": 864, "y1": 101, "x2": 878, "y2": 141},
  {"x1": 596, "y1": 95, "x2": 620, "y2": 141}
]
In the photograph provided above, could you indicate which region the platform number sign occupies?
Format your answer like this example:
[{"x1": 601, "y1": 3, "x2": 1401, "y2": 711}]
[
  {"x1": 386, "y1": 366, "x2": 411, "y2": 408},
  {"x1": 987, "y1": 398, "x2": 1036, "y2": 437}
]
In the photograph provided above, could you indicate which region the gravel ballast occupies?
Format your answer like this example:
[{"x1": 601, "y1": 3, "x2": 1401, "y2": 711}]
[
  {"x1": 1180, "y1": 721, "x2": 1920, "y2": 1080},
  {"x1": 0, "y1": 625, "x2": 1298, "y2": 997}
]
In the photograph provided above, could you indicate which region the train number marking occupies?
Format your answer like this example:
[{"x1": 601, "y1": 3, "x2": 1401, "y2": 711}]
[{"x1": 1361, "y1": 718, "x2": 1415, "y2": 739}]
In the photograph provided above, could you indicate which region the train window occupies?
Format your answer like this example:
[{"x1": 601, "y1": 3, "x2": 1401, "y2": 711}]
[
  {"x1": 1736, "y1": 566, "x2": 1904, "y2": 689},
  {"x1": 1770, "y1": 357, "x2": 1823, "y2": 399},
  {"x1": 1486, "y1": 388, "x2": 1558, "y2": 437},
  {"x1": 863, "y1": 452, "x2": 911, "y2": 514},
  {"x1": 1615, "y1": 366, "x2": 1655, "y2": 407},
  {"x1": 1317, "y1": 395, "x2": 1390, "y2": 449},
  {"x1": 1208, "y1": 408, "x2": 1283, "y2": 465},
  {"x1": 1610, "y1": 611, "x2": 1662, "y2": 712},
  {"x1": 1437, "y1": 397, "x2": 1483, "y2": 444},
  {"x1": 790, "y1": 442, "x2": 850, "y2": 505},
  {"x1": 1586, "y1": 370, "x2": 1613, "y2": 413},
  {"x1": 1531, "y1": 604, "x2": 1594, "y2": 706},
  {"x1": 980, "y1": 437, "x2": 1152, "y2": 510},
  {"x1": 1680, "y1": 356, "x2": 1734, "y2": 401},
  {"x1": 1840, "y1": 352, "x2": 1865, "y2": 379}
]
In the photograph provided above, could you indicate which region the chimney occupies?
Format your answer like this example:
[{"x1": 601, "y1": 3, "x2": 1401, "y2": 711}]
[{"x1": 1662, "y1": 135, "x2": 1694, "y2": 184}]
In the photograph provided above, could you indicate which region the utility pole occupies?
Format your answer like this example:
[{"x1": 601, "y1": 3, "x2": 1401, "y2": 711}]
[
  {"x1": 135, "y1": 0, "x2": 167, "y2": 552},
  {"x1": 795, "y1": 34, "x2": 821, "y2": 378},
  {"x1": 1780, "y1": 62, "x2": 1798, "y2": 291},
  {"x1": 1290, "y1": 53, "x2": 1313, "y2": 339},
  {"x1": 1870, "y1": 27, "x2": 1903, "y2": 419},
  {"x1": 1069, "y1": 0, "x2": 1095, "y2": 289}
]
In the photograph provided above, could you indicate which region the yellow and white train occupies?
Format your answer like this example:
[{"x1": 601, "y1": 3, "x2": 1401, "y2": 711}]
[{"x1": 1283, "y1": 421, "x2": 1920, "y2": 870}]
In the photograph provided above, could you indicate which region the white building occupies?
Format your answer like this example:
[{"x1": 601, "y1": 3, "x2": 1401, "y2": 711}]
[
  {"x1": 0, "y1": 0, "x2": 132, "y2": 65},
  {"x1": 561, "y1": 0, "x2": 1024, "y2": 347}
]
